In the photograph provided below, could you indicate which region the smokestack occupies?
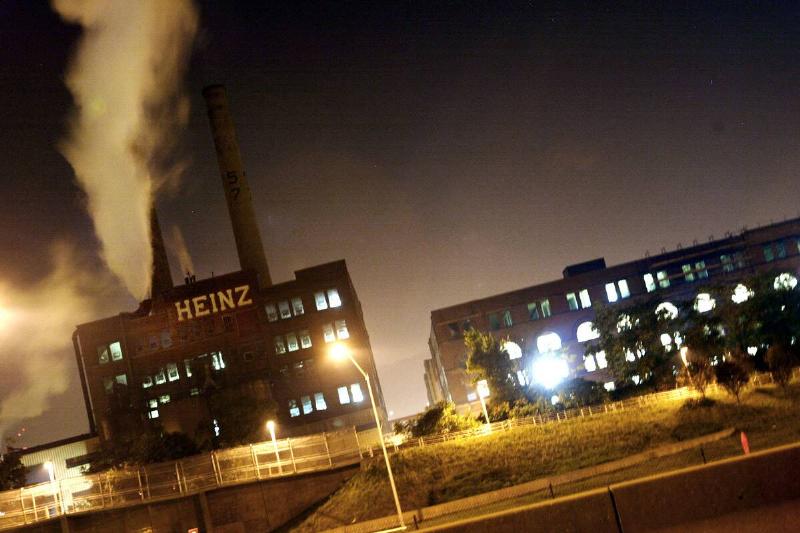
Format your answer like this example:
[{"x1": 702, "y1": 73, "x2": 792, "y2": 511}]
[
  {"x1": 202, "y1": 84, "x2": 272, "y2": 287},
  {"x1": 150, "y1": 206, "x2": 173, "y2": 298}
]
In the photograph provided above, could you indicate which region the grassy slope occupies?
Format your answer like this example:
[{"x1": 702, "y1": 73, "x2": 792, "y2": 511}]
[{"x1": 294, "y1": 385, "x2": 800, "y2": 532}]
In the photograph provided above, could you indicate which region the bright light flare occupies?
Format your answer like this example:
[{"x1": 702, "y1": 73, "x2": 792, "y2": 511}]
[
  {"x1": 680, "y1": 347, "x2": 689, "y2": 366},
  {"x1": 266, "y1": 420, "x2": 275, "y2": 433},
  {"x1": 330, "y1": 343, "x2": 350, "y2": 361},
  {"x1": 531, "y1": 356, "x2": 569, "y2": 390}
]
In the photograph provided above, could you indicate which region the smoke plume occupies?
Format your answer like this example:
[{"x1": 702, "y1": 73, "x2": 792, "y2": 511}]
[
  {"x1": 169, "y1": 225, "x2": 195, "y2": 277},
  {"x1": 52, "y1": 0, "x2": 198, "y2": 300},
  {"x1": 0, "y1": 244, "x2": 123, "y2": 440}
]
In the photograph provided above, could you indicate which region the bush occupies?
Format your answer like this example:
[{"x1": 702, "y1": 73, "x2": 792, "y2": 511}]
[
  {"x1": 408, "y1": 402, "x2": 479, "y2": 437},
  {"x1": 715, "y1": 360, "x2": 751, "y2": 403},
  {"x1": 765, "y1": 344, "x2": 797, "y2": 390}
]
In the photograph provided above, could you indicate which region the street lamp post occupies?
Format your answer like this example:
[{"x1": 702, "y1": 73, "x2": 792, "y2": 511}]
[
  {"x1": 266, "y1": 420, "x2": 282, "y2": 474},
  {"x1": 476, "y1": 379, "x2": 491, "y2": 427},
  {"x1": 680, "y1": 347, "x2": 695, "y2": 388},
  {"x1": 331, "y1": 343, "x2": 405, "y2": 530}
]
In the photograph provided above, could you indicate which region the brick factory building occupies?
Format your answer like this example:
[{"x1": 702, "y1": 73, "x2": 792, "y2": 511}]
[
  {"x1": 426, "y1": 217, "x2": 800, "y2": 406},
  {"x1": 73, "y1": 86, "x2": 387, "y2": 442}
]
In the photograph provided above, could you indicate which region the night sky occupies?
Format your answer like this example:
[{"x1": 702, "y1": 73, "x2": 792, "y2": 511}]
[{"x1": 2, "y1": 1, "x2": 800, "y2": 446}]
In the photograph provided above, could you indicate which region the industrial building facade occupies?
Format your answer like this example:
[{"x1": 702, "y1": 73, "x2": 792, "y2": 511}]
[
  {"x1": 426, "y1": 218, "x2": 800, "y2": 406},
  {"x1": 73, "y1": 85, "x2": 387, "y2": 442}
]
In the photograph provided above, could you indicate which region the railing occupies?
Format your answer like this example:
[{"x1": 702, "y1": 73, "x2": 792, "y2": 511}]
[{"x1": 0, "y1": 428, "x2": 362, "y2": 530}]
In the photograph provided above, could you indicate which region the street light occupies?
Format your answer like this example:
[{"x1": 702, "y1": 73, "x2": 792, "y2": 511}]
[
  {"x1": 43, "y1": 461, "x2": 61, "y2": 517},
  {"x1": 266, "y1": 420, "x2": 282, "y2": 474},
  {"x1": 476, "y1": 379, "x2": 491, "y2": 428},
  {"x1": 330, "y1": 343, "x2": 405, "y2": 530}
]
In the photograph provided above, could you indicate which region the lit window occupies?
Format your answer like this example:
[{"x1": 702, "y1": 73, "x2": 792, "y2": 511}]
[
  {"x1": 335, "y1": 320, "x2": 350, "y2": 339},
  {"x1": 148, "y1": 409, "x2": 159, "y2": 419},
  {"x1": 315, "y1": 292, "x2": 328, "y2": 311},
  {"x1": 211, "y1": 351, "x2": 226, "y2": 370},
  {"x1": 327, "y1": 289, "x2": 342, "y2": 308},
  {"x1": 604, "y1": 382, "x2": 615, "y2": 392},
  {"x1": 301, "y1": 395, "x2": 313, "y2": 414},
  {"x1": 286, "y1": 333, "x2": 299, "y2": 352},
  {"x1": 274, "y1": 336, "x2": 286, "y2": 354},
  {"x1": 289, "y1": 399, "x2": 300, "y2": 417},
  {"x1": 314, "y1": 392, "x2": 327, "y2": 411},
  {"x1": 579, "y1": 289, "x2": 591, "y2": 308},
  {"x1": 265, "y1": 304, "x2": 278, "y2": 322},
  {"x1": 97, "y1": 345, "x2": 109, "y2": 364},
  {"x1": 618, "y1": 279, "x2": 630, "y2": 298},
  {"x1": 643, "y1": 274, "x2": 656, "y2": 293},
  {"x1": 503, "y1": 341, "x2": 522, "y2": 360},
  {"x1": 337, "y1": 386, "x2": 350, "y2": 404},
  {"x1": 517, "y1": 369, "x2": 529, "y2": 386},
  {"x1": 278, "y1": 301, "x2": 291, "y2": 319},
  {"x1": 184, "y1": 359, "x2": 193, "y2": 377},
  {"x1": 695, "y1": 293, "x2": 716, "y2": 313},
  {"x1": 291, "y1": 297, "x2": 305, "y2": 316},
  {"x1": 595, "y1": 350, "x2": 608, "y2": 369},
  {"x1": 537, "y1": 332, "x2": 562, "y2": 353},
  {"x1": 682, "y1": 264, "x2": 695, "y2": 282},
  {"x1": 350, "y1": 383, "x2": 364, "y2": 402},
  {"x1": 584, "y1": 355, "x2": 597, "y2": 372},
  {"x1": 625, "y1": 350, "x2": 636, "y2": 362},
  {"x1": 655, "y1": 302, "x2": 678, "y2": 320},
  {"x1": 114, "y1": 374, "x2": 127, "y2": 386},
  {"x1": 721, "y1": 254, "x2": 734, "y2": 273},
  {"x1": 488, "y1": 313, "x2": 501, "y2": 330},
  {"x1": 660, "y1": 333, "x2": 673, "y2": 347},
  {"x1": 763, "y1": 245, "x2": 774, "y2": 262},
  {"x1": 532, "y1": 355, "x2": 569, "y2": 389},
  {"x1": 527, "y1": 302, "x2": 540, "y2": 320},
  {"x1": 159, "y1": 394, "x2": 170, "y2": 404},
  {"x1": 776, "y1": 241, "x2": 787, "y2": 259},
  {"x1": 148, "y1": 399, "x2": 158, "y2": 408},
  {"x1": 695, "y1": 261, "x2": 708, "y2": 279},
  {"x1": 732, "y1": 284, "x2": 753, "y2": 303},
  {"x1": 747, "y1": 346, "x2": 758, "y2": 356},
  {"x1": 501, "y1": 310, "x2": 513, "y2": 328},
  {"x1": 109, "y1": 341, "x2": 123, "y2": 361},
  {"x1": 167, "y1": 363, "x2": 180, "y2": 382},
  {"x1": 540, "y1": 299, "x2": 552, "y2": 317},
  {"x1": 576, "y1": 322, "x2": 599, "y2": 342},
  {"x1": 774, "y1": 273, "x2": 798, "y2": 291},
  {"x1": 566, "y1": 293, "x2": 579, "y2": 311},
  {"x1": 155, "y1": 369, "x2": 166, "y2": 385},
  {"x1": 632, "y1": 375, "x2": 641, "y2": 385},
  {"x1": 605, "y1": 283, "x2": 618, "y2": 303},
  {"x1": 299, "y1": 329, "x2": 312, "y2": 349},
  {"x1": 466, "y1": 392, "x2": 478, "y2": 402},
  {"x1": 190, "y1": 388, "x2": 200, "y2": 396},
  {"x1": 617, "y1": 314, "x2": 632, "y2": 332},
  {"x1": 657, "y1": 270, "x2": 670, "y2": 289},
  {"x1": 323, "y1": 324, "x2": 336, "y2": 343},
  {"x1": 142, "y1": 376, "x2": 153, "y2": 389}
]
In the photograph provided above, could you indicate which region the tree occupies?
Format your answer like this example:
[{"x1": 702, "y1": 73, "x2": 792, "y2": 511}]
[
  {"x1": 680, "y1": 292, "x2": 726, "y2": 398},
  {"x1": 590, "y1": 299, "x2": 678, "y2": 390},
  {"x1": 0, "y1": 453, "x2": 25, "y2": 490},
  {"x1": 199, "y1": 383, "x2": 277, "y2": 448},
  {"x1": 554, "y1": 378, "x2": 609, "y2": 409},
  {"x1": 464, "y1": 329, "x2": 523, "y2": 405},
  {"x1": 715, "y1": 360, "x2": 750, "y2": 403},
  {"x1": 405, "y1": 402, "x2": 478, "y2": 437},
  {"x1": 88, "y1": 429, "x2": 199, "y2": 472}
]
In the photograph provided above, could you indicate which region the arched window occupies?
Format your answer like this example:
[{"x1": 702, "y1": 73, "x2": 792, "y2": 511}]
[
  {"x1": 576, "y1": 321, "x2": 599, "y2": 342},
  {"x1": 774, "y1": 273, "x2": 798, "y2": 291},
  {"x1": 503, "y1": 341, "x2": 522, "y2": 360},
  {"x1": 536, "y1": 332, "x2": 562, "y2": 353},
  {"x1": 731, "y1": 284, "x2": 753, "y2": 303},
  {"x1": 694, "y1": 293, "x2": 716, "y2": 313},
  {"x1": 655, "y1": 302, "x2": 678, "y2": 320}
]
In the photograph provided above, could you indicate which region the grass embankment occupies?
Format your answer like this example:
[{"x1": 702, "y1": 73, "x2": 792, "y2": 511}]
[{"x1": 294, "y1": 384, "x2": 800, "y2": 532}]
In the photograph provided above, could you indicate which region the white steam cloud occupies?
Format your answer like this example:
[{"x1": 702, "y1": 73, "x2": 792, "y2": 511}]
[
  {"x1": 52, "y1": 0, "x2": 198, "y2": 300},
  {"x1": 0, "y1": 244, "x2": 122, "y2": 440},
  {"x1": 169, "y1": 225, "x2": 195, "y2": 277}
]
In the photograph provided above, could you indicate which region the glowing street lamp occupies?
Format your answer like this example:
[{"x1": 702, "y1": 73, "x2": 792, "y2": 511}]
[
  {"x1": 330, "y1": 343, "x2": 405, "y2": 530},
  {"x1": 266, "y1": 420, "x2": 281, "y2": 474}
]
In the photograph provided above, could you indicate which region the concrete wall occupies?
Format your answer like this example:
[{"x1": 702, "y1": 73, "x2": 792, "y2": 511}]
[
  {"x1": 15, "y1": 464, "x2": 358, "y2": 533},
  {"x1": 425, "y1": 442, "x2": 800, "y2": 532}
]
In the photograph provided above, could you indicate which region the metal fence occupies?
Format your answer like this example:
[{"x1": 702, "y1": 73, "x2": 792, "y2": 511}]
[{"x1": 0, "y1": 428, "x2": 362, "y2": 530}]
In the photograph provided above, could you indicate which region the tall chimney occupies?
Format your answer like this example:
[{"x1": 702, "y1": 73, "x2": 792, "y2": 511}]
[
  {"x1": 202, "y1": 84, "x2": 272, "y2": 287},
  {"x1": 150, "y1": 205, "x2": 173, "y2": 298}
]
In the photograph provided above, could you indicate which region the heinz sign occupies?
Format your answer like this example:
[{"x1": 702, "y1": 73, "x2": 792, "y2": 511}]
[{"x1": 174, "y1": 284, "x2": 253, "y2": 321}]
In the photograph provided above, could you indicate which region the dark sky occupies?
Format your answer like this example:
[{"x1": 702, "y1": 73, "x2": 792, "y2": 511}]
[{"x1": 2, "y1": 1, "x2": 800, "y2": 446}]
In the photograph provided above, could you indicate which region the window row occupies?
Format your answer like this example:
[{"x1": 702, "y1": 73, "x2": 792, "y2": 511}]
[
  {"x1": 265, "y1": 288, "x2": 343, "y2": 323},
  {"x1": 279, "y1": 358, "x2": 316, "y2": 378},
  {"x1": 289, "y1": 392, "x2": 329, "y2": 417},
  {"x1": 762, "y1": 238, "x2": 800, "y2": 263},
  {"x1": 273, "y1": 321, "x2": 350, "y2": 354},
  {"x1": 566, "y1": 289, "x2": 591, "y2": 311},
  {"x1": 141, "y1": 351, "x2": 225, "y2": 389}
]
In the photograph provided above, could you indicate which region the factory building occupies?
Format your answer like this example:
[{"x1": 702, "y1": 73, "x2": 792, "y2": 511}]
[
  {"x1": 427, "y1": 217, "x2": 800, "y2": 406},
  {"x1": 73, "y1": 86, "x2": 387, "y2": 442}
]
